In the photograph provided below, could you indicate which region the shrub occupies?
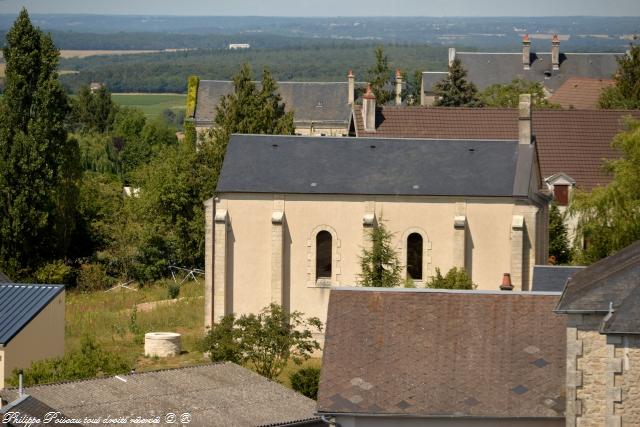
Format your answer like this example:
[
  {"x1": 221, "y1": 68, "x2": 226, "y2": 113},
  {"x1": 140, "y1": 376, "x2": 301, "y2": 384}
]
[
  {"x1": 290, "y1": 367, "x2": 321, "y2": 400},
  {"x1": 200, "y1": 314, "x2": 243, "y2": 365},
  {"x1": 426, "y1": 267, "x2": 476, "y2": 290},
  {"x1": 35, "y1": 260, "x2": 75, "y2": 285},
  {"x1": 76, "y1": 263, "x2": 113, "y2": 292},
  {"x1": 167, "y1": 282, "x2": 180, "y2": 299}
]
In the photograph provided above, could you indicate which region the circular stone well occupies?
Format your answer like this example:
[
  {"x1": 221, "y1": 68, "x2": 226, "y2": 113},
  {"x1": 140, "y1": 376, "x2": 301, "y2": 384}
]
[{"x1": 144, "y1": 332, "x2": 182, "y2": 357}]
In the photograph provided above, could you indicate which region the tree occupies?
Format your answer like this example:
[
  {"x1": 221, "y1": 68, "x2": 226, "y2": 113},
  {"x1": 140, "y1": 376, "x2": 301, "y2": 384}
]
[
  {"x1": 70, "y1": 85, "x2": 118, "y2": 133},
  {"x1": 599, "y1": 45, "x2": 640, "y2": 109},
  {"x1": 366, "y1": 46, "x2": 393, "y2": 105},
  {"x1": 402, "y1": 70, "x2": 423, "y2": 106},
  {"x1": 570, "y1": 118, "x2": 640, "y2": 264},
  {"x1": 201, "y1": 304, "x2": 323, "y2": 381},
  {"x1": 479, "y1": 79, "x2": 560, "y2": 109},
  {"x1": 0, "y1": 9, "x2": 81, "y2": 276},
  {"x1": 358, "y1": 220, "x2": 403, "y2": 287},
  {"x1": 290, "y1": 367, "x2": 321, "y2": 400},
  {"x1": 433, "y1": 59, "x2": 483, "y2": 107},
  {"x1": 548, "y1": 204, "x2": 572, "y2": 265},
  {"x1": 426, "y1": 267, "x2": 475, "y2": 290}
]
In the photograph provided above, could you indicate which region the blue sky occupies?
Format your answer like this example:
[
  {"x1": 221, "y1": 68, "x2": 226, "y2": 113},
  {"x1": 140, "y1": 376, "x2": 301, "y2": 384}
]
[{"x1": 0, "y1": 0, "x2": 639, "y2": 16}]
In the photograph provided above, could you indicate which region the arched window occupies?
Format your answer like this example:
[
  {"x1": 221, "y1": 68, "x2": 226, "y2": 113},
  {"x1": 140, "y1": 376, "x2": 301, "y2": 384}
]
[
  {"x1": 316, "y1": 231, "x2": 332, "y2": 279},
  {"x1": 407, "y1": 233, "x2": 423, "y2": 280}
]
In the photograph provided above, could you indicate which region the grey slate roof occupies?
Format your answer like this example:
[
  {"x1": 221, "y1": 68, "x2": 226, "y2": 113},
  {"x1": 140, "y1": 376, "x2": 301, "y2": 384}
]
[
  {"x1": 423, "y1": 52, "x2": 621, "y2": 93},
  {"x1": 532, "y1": 265, "x2": 586, "y2": 292},
  {"x1": 194, "y1": 80, "x2": 351, "y2": 128},
  {"x1": 0, "y1": 395, "x2": 82, "y2": 426},
  {"x1": 0, "y1": 271, "x2": 11, "y2": 283},
  {"x1": 555, "y1": 240, "x2": 640, "y2": 334},
  {"x1": 0, "y1": 363, "x2": 321, "y2": 427},
  {"x1": 0, "y1": 284, "x2": 64, "y2": 346},
  {"x1": 421, "y1": 71, "x2": 448, "y2": 95},
  {"x1": 216, "y1": 134, "x2": 534, "y2": 197}
]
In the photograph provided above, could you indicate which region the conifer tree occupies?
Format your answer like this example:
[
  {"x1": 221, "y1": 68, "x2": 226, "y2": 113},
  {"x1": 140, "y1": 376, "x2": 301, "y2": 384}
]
[
  {"x1": 366, "y1": 46, "x2": 393, "y2": 105},
  {"x1": 0, "y1": 9, "x2": 81, "y2": 276},
  {"x1": 548, "y1": 204, "x2": 572, "y2": 265},
  {"x1": 433, "y1": 59, "x2": 483, "y2": 107},
  {"x1": 358, "y1": 220, "x2": 403, "y2": 287}
]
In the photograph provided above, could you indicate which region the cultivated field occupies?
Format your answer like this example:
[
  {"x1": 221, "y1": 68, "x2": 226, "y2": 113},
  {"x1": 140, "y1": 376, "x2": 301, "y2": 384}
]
[{"x1": 111, "y1": 93, "x2": 186, "y2": 118}]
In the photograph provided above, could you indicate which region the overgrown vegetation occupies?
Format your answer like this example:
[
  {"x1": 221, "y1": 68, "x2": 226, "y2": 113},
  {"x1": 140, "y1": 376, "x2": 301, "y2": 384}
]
[
  {"x1": 201, "y1": 304, "x2": 323, "y2": 381},
  {"x1": 358, "y1": 221, "x2": 403, "y2": 288},
  {"x1": 479, "y1": 78, "x2": 561, "y2": 109},
  {"x1": 599, "y1": 45, "x2": 640, "y2": 109},
  {"x1": 426, "y1": 267, "x2": 476, "y2": 290}
]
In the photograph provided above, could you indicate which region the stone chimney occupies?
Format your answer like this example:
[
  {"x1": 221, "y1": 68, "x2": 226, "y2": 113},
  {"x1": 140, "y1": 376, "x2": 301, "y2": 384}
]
[
  {"x1": 395, "y1": 69, "x2": 403, "y2": 106},
  {"x1": 522, "y1": 34, "x2": 531, "y2": 70},
  {"x1": 362, "y1": 84, "x2": 376, "y2": 132},
  {"x1": 448, "y1": 47, "x2": 456, "y2": 68},
  {"x1": 348, "y1": 69, "x2": 355, "y2": 105},
  {"x1": 500, "y1": 273, "x2": 514, "y2": 291},
  {"x1": 519, "y1": 94, "x2": 532, "y2": 145},
  {"x1": 551, "y1": 34, "x2": 560, "y2": 71}
]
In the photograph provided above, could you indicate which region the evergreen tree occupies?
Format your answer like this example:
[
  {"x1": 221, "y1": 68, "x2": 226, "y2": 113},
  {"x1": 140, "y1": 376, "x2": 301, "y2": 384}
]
[
  {"x1": 0, "y1": 9, "x2": 80, "y2": 276},
  {"x1": 570, "y1": 118, "x2": 640, "y2": 264},
  {"x1": 599, "y1": 45, "x2": 640, "y2": 109},
  {"x1": 71, "y1": 85, "x2": 118, "y2": 134},
  {"x1": 433, "y1": 59, "x2": 483, "y2": 107},
  {"x1": 366, "y1": 46, "x2": 393, "y2": 105},
  {"x1": 358, "y1": 220, "x2": 403, "y2": 287},
  {"x1": 548, "y1": 204, "x2": 572, "y2": 265}
]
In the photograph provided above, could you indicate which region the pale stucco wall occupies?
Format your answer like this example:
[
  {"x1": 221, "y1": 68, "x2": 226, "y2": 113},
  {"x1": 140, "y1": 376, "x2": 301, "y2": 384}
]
[
  {"x1": 209, "y1": 194, "x2": 545, "y2": 326},
  {"x1": 195, "y1": 125, "x2": 348, "y2": 140},
  {"x1": 333, "y1": 415, "x2": 563, "y2": 427},
  {"x1": 0, "y1": 291, "x2": 65, "y2": 389}
]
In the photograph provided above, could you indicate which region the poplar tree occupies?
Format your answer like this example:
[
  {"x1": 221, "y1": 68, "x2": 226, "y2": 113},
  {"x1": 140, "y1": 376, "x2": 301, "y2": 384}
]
[
  {"x1": 366, "y1": 46, "x2": 393, "y2": 105},
  {"x1": 434, "y1": 59, "x2": 483, "y2": 107},
  {"x1": 0, "y1": 9, "x2": 80, "y2": 275}
]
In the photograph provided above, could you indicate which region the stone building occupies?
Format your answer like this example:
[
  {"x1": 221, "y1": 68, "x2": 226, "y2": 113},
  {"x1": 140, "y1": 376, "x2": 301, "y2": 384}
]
[
  {"x1": 556, "y1": 240, "x2": 640, "y2": 427},
  {"x1": 203, "y1": 99, "x2": 548, "y2": 327},
  {"x1": 421, "y1": 35, "x2": 623, "y2": 106}
]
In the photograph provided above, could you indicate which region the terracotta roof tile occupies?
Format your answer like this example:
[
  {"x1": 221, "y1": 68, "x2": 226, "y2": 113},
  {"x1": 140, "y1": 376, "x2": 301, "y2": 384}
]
[{"x1": 549, "y1": 77, "x2": 615, "y2": 109}]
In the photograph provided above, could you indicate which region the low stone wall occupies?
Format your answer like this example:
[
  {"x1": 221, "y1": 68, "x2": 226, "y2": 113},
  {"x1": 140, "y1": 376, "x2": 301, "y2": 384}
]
[{"x1": 144, "y1": 332, "x2": 181, "y2": 358}]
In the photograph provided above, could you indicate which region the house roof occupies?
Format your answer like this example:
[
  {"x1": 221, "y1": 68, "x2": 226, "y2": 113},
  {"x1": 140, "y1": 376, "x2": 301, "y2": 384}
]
[
  {"x1": 216, "y1": 134, "x2": 533, "y2": 198},
  {"x1": 352, "y1": 106, "x2": 640, "y2": 191},
  {"x1": 194, "y1": 80, "x2": 352, "y2": 128},
  {"x1": 0, "y1": 395, "x2": 82, "y2": 426},
  {"x1": 0, "y1": 363, "x2": 321, "y2": 427},
  {"x1": 555, "y1": 240, "x2": 640, "y2": 334},
  {"x1": 0, "y1": 284, "x2": 64, "y2": 346},
  {"x1": 317, "y1": 288, "x2": 566, "y2": 419},
  {"x1": 0, "y1": 271, "x2": 11, "y2": 283},
  {"x1": 549, "y1": 77, "x2": 615, "y2": 109},
  {"x1": 532, "y1": 265, "x2": 586, "y2": 292},
  {"x1": 425, "y1": 52, "x2": 621, "y2": 92}
]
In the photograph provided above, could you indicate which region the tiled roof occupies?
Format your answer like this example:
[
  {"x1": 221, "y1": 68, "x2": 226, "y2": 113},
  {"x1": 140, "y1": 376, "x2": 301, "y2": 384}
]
[
  {"x1": 0, "y1": 284, "x2": 64, "y2": 346},
  {"x1": 194, "y1": 80, "x2": 352, "y2": 127},
  {"x1": 0, "y1": 395, "x2": 82, "y2": 426},
  {"x1": 317, "y1": 288, "x2": 566, "y2": 418},
  {"x1": 532, "y1": 265, "x2": 586, "y2": 292},
  {"x1": 556, "y1": 240, "x2": 640, "y2": 334},
  {"x1": 0, "y1": 363, "x2": 320, "y2": 427},
  {"x1": 216, "y1": 134, "x2": 534, "y2": 197},
  {"x1": 352, "y1": 106, "x2": 640, "y2": 191},
  {"x1": 549, "y1": 77, "x2": 615, "y2": 109}
]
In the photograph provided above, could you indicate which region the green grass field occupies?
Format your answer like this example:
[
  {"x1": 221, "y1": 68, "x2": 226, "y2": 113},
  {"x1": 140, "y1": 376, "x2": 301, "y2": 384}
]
[{"x1": 111, "y1": 93, "x2": 186, "y2": 119}]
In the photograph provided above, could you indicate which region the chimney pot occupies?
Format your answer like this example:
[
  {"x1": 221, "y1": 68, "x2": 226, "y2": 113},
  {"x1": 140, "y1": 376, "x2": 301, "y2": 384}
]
[
  {"x1": 395, "y1": 69, "x2": 403, "y2": 106},
  {"x1": 362, "y1": 84, "x2": 376, "y2": 132},
  {"x1": 348, "y1": 70, "x2": 355, "y2": 104},
  {"x1": 522, "y1": 34, "x2": 531, "y2": 70},
  {"x1": 500, "y1": 273, "x2": 514, "y2": 291},
  {"x1": 448, "y1": 48, "x2": 456, "y2": 68},
  {"x1": 552, "y1": 34, "x2": 560, "y2": 70}
]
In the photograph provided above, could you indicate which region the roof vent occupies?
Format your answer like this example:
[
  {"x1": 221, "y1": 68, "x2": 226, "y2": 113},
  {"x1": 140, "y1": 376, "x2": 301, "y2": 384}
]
[
  {"x1": 412, "y1": 184, "x2": 420, "y2": 190},
  {"x1": 370, "y1": 145, "x2": 376, "y2": 149},
  {"x1": 310, "y1": 182, "x2": 318, "y2": 187},
  {"x1": 272, "y1": 144, "x2": 278, "y2": 148},
  {"x1": 544, "y1": 70, "x2": 552, "y2": 78},
  {"x1": 468, "y1": 148, "x2": 475, "y2": 152}
]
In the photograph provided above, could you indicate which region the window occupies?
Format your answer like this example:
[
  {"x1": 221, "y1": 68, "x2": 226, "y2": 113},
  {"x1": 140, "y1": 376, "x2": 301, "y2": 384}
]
[
  {"x1": 316, "y1": 231, "x2": 332, "y2": 279},
  {"x1": 554, "y1": 184, "x2": 569, "y2": 206},
  {"x1": 406, "y1": 233, "x2": 423, "y2": 280}
]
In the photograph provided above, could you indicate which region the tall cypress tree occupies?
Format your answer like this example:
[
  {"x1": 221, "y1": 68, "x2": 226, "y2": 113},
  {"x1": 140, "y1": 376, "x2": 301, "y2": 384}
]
[{"x1": 0, "y1": 9, "x2": 80, "y2": 276}]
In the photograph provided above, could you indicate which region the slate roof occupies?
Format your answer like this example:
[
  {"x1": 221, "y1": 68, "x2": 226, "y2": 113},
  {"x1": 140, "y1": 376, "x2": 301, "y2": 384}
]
[
  {"x1": 0, "y1": 284, "x2": 64, "y2": 346},
  {"x1": 194, "y1": 80, "x2": 352, "y2": 128},
  {"x1": 317, "y1": 288, "x2": 566, "y2": 419},
  {"x1": 0, "y1": 363, "x2": 321, "y2": 427},
  {"x1": 0, "y1": 271, "x2": 11, "y2": 283},
  {"x1": 555, "y1": 240, "x2": 640, "y2": 334},
  {"x1": 532, "y1": 265, "x2": 586, "y2": 292},
  {"x1": 216, "y1": 134, "x2": 533, "y2": 198},
  {"x1": 438, "y1": 52, "x2": 621, "y2": 92},
  {"x1": 0, "y1": 395, "x2": 82, "y2": 426},
  {"x1": 549, "y1": 77, "x2": 615, "y2": 109},
  {"x1": 352, "y1": 106, "x2": 640, "y2": 191},
  {"x1": 420, "y1": 71, "x2": 448, "y2": 95}
]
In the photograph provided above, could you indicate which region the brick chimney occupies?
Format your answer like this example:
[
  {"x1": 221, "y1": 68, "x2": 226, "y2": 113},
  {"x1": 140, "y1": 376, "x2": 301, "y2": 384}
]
[
  {"x1": 551, "y1": 34, "x2": 560, "y2": 71},
  {"x1": 395, "y1": 69, "x2": 403, "y2": 106},
  {"x1": 522, "y1": 34, "x2": 531, "y2": 70},
  {"x1": 500, "y1": 273, "x2": 514, "y2": 291},
  {"x1": 519, "y1": 94, "x2": 532, "y2": 145},
  {"x1": 348, "y1": 69, "x2": 355, "y2": 105},
  {"x1": 448, "y1": 47, "x2": 456, "y2": 68},
  {"x1": 362, "y1": 84, "x2": 376, "y2": 132}
]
